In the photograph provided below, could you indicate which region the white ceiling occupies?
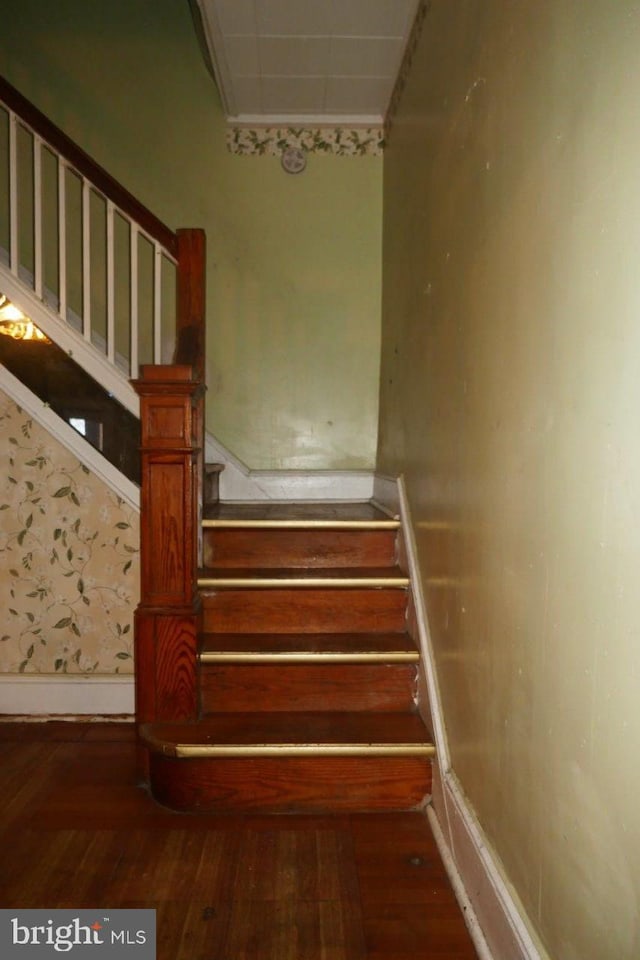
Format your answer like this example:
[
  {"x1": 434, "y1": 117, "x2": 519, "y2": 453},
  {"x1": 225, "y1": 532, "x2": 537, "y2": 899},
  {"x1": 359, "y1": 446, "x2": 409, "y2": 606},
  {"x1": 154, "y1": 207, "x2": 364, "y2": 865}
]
[{"x1": 195, "y1": 0, "x2": 420, "y2": 127}]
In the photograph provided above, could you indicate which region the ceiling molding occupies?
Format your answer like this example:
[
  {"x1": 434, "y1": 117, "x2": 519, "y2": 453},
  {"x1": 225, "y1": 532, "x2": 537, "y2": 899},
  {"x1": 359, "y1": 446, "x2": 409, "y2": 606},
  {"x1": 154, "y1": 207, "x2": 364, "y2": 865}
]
[
  {"x1": 195, "y1": 0, "x2": 421, "y2": 133},
  {"x1": 385, "y1": 0, "x2": 432, "y2": 143}
]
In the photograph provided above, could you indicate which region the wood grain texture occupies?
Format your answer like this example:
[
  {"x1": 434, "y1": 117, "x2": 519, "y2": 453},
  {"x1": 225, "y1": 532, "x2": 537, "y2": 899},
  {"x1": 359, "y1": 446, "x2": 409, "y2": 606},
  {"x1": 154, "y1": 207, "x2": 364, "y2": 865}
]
[
  {"x1": 154, "y1": 614, "x2": 199, "y2": 721},
  {"x1": 143, "y1": 711, "x2": 432, "y2": 748},
  {"x1": 149, "y1": 754, "x2": 431, "y2": 813},
  {"x1": 134, "y1": 368, "x2": 203, "y2": 734},
  {"x1": 204, "y1": 502, "x2": 397, "y2": 523},
  {"x1": 0, "y1": 723, "x2": 477, "y2": 959},
  {"x1": 202, "y1": 587, "x2": 408, "y2": 634},
  {"x1": 203, "y1": 528, "x2": 397, "y2": 569},
  {"x1": 175, "y1": 229, "x2": 206, "y2": 381},
  {"x1": 199, "y1": 662, "x2": 417, "y2": 713}
]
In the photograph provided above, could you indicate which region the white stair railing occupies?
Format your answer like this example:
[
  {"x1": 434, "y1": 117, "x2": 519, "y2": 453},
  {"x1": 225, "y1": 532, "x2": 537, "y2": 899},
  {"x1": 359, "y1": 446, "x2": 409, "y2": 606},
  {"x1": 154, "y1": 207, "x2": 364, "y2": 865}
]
[{"x1": 0, "y1": 77, "x2": 178, "y2": 415}]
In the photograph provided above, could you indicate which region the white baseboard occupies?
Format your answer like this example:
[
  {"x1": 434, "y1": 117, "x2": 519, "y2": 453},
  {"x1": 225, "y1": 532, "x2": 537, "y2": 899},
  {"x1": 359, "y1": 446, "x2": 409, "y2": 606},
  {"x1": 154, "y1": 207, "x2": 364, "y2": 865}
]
[
  {"x1": 0, "y1": 675, "x2": 135, "y2": 716},
  {"x1": 395, "y1": 473, "x2": 548, "y2": 960},
  {"x1": 372, "y1": 473, "x2": 401, "y2": 516},
  {"x1": 205, "y1": 430, "x2": 375, "y2": 501},
  {"x1": 430, "y1": 765, "x2": 548, "y2": 960},
  {"x1": 427, "y1": 795, "x2": 493, "y2": 960}
]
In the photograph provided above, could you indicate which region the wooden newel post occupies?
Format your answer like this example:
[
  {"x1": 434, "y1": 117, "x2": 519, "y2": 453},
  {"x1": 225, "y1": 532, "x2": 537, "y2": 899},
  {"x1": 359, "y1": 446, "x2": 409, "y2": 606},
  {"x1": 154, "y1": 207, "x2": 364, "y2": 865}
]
[
  {"x1": 132, "y1": 228, "x2": 206, "y2": 759},
  {"x1": 133, "y1": 366, "x2": 204, "y2": 727}
]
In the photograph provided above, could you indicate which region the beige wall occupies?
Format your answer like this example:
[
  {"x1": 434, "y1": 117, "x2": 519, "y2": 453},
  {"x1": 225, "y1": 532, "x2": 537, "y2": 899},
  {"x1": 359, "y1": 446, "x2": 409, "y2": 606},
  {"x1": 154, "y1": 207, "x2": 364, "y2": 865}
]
[
  {"x1": 1, "y1": 0, "x2": 382, "y2": 470},
  {"x1": 379, "y1": 1, "x2": 640, "y2": 957}
]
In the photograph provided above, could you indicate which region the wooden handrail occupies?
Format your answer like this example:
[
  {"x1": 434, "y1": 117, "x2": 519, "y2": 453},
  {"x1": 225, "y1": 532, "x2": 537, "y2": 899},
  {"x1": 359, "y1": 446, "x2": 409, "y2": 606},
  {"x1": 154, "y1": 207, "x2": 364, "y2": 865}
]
[
  {"x1": 174, "y1": 230, "x2": 206, "y2": 378},
  {"x1": 0, "y1": 75, "x2": 177, "y2": 258},
  {"x1": 1, "y1": 73, "x2": 208, "y2": 759}
]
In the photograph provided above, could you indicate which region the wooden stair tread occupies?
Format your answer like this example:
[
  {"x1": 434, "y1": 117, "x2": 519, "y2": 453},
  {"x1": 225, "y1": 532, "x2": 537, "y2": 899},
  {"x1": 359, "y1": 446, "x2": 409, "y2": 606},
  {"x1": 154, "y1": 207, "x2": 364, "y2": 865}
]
[
  {"x1": 198, "y1": 565, "x2": 409, "y2": 586},
  {"x1": 203, "y1": 500, "x2": 398, "y2": 527},
  {"x1": 142, "y1": 712, "x2": 433, "y2": 757},
  {"x1": 199, "y1": 632, "x2": 419, "y2": 662}
]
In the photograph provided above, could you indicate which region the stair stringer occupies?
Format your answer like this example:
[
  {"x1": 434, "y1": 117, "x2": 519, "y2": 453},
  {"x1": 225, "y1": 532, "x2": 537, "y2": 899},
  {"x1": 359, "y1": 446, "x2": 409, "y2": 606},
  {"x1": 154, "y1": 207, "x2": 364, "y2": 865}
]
[{"x1": 0, "y1": 265, "x2": 140, "y2": 418}]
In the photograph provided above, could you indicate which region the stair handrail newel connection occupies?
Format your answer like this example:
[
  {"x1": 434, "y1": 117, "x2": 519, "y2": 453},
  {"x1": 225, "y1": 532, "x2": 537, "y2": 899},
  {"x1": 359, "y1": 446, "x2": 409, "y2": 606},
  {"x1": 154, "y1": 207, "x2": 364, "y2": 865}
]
[
  {"x1": 0, "y1": 76, "x2": 206, "y2": 763},
  {"x1": 132, "y1": 228, "x2": 206, "y2": 768}
]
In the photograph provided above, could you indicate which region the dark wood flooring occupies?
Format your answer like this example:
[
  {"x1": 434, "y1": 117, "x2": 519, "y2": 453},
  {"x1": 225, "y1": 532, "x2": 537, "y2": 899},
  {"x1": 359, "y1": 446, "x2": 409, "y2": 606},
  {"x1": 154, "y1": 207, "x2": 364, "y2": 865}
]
[{"x1": 0, "y1": 721, "x2": 478, "y2": 960}]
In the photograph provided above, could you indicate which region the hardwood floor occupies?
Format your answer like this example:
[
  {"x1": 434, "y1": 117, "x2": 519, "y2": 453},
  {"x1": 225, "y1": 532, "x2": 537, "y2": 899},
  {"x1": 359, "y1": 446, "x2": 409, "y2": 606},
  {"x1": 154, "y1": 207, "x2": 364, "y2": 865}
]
[{"x1": 0, "y1": 721, "x2": 478, "y2": 959}]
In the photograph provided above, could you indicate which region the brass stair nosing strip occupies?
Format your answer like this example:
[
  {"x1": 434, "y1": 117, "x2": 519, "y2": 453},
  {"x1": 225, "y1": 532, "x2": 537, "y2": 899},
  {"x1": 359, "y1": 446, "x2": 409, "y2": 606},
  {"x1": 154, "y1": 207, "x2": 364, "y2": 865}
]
[
  {"x1": 166, "y1": 743, "x2": 436, "y2": 759},
  {"x1": 202, "y1": 519, "x2": 400, "y2": 530},
  {"x1": 197, "y1": 576, "x2": 410, "y2": 589},
  {"x1": 199, "y1": 651, "x2": 419, "y2": 664}
]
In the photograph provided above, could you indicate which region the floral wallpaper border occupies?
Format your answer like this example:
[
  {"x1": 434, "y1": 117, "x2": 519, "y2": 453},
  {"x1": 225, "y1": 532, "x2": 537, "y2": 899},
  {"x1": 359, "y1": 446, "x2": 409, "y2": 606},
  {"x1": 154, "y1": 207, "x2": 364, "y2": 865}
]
[
  {"x1": 227, "y1": 126, "x2": 384, "y2": 157},
  {"x1": 225, "y1": 1, "x2": 432, "y2": 158}
]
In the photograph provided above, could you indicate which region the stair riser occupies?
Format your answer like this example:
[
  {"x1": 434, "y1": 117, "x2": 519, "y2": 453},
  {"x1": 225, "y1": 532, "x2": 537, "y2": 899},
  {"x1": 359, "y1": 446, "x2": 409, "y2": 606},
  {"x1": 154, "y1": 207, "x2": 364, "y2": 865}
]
[
  {"x1": 148, "y1": 755, "x2": 431, "y2": 813},
  {"x1": 203, "y1": 528, "x2": 397, "y2": 569},
  {"x1": 199, "y1": 663, "x2": 417, "y2": 713},
  {"x1": 201, "y1": 588, "x2": 407, "y2": 634}
]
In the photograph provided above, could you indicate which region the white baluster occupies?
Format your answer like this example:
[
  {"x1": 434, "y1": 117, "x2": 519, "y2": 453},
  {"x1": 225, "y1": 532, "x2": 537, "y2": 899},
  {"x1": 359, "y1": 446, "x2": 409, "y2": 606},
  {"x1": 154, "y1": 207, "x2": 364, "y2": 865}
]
[
  {"x1": 153, "y1": 240, "x2": 161, "y2": 363},
  {"x1": 58, "y1": 159, "x2": 67, "y2": 320},
  {"x1": 106, "y1": 199, "x2": 115, "y2": 363},
  {"x1": 9, "y1": 111, "x2": 18, "y2": 276},
  {"x1": 33, "y1": 134, "x2": 43, "y2": 298},
  {"x1": 82, "y1": 177, "x2": 91, "y2": 340},
  {"x1": 130, "y1": 223, "x2": 139, "y2": 378}
]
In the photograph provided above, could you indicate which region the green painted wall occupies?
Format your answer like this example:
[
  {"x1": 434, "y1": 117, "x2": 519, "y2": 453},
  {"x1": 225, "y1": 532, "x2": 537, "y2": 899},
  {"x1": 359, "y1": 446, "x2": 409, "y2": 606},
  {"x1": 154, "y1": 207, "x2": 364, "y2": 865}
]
[
  {"x1": 1, "y1": 0, "x2": 382, "y2": 469},
  {"x1": 379, "y1": 2, "x2": 640, "y2": 957}
]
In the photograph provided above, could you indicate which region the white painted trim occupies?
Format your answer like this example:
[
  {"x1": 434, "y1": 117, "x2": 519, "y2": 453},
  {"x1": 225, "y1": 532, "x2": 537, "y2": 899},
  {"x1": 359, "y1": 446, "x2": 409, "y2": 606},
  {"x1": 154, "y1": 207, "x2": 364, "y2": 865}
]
[
  {"x1": 228, "y1": 112, "x2": 385, "y2": 128},
  {"x1": 0, "y1": 266, "x2": 140, "y2": 417},
  {"x1": 205, "y1": 430, "x2": 374, "y2": 501},
  {"x1": 396, "y1": 473, "x2": 450, "y2": 768},
  {"x1": 0, "y1": 365, "x2": 140, "y2": 511},
  {"x1": 0, "y1": 675, "x2": 134, "y2": 716},
  {"x1": 431, "y1": 769, "x2": 549, "y2": 960},
  {"x1": 427, "y1": 802, "x2": 493, "y2": 960},
  {"x1": 372, "y1": 472, "x2": 401, "y2": 517}
]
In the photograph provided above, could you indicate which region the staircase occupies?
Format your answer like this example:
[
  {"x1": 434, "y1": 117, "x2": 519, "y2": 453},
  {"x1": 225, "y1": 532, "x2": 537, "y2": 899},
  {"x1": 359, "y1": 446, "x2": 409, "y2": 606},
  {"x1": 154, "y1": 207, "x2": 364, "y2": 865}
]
[
  {"x1": 139, "y1": 501, "x2": 434, "y2": 814},
  {"x1": 1, "y1": 74, "x2": 435, "y2": 815}
]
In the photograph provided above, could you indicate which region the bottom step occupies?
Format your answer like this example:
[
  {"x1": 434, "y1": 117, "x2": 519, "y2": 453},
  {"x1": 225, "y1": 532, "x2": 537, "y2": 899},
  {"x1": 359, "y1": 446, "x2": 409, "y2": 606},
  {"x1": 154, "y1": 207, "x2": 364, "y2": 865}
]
[{"x1": 141, "y1": 713, "x2": 434, "y2": 814}]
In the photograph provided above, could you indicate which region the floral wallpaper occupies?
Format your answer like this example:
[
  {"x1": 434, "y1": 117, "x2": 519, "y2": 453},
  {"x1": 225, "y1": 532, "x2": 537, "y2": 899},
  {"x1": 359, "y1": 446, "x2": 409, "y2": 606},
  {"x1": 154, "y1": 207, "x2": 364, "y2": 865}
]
[
  {"x1": 0, "y1": 390, "x2": 139, "y2": 675},
  {"x1": 227, "y1": 126, "x2": 384, "y2": 157}
]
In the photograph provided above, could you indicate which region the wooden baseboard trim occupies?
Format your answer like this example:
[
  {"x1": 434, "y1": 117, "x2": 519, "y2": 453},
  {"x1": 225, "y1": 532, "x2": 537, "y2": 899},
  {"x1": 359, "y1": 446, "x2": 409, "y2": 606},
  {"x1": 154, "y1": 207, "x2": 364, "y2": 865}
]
[{"x1": 0, "y1": 675, "x2": 135, "y2": 716}]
